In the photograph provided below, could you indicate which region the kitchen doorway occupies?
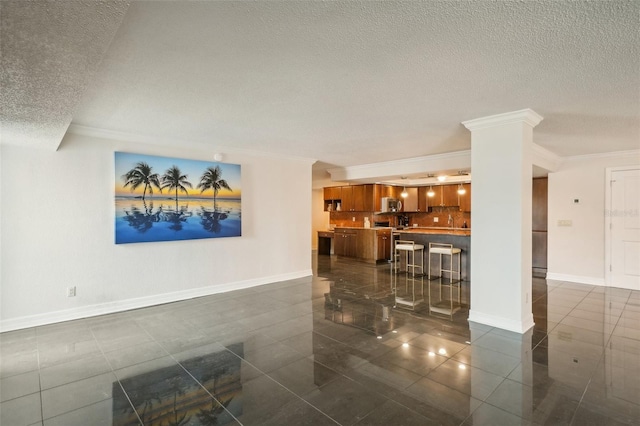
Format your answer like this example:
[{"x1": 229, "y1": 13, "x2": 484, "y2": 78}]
[{"x1": 532, "y1": 177, "x2": 548, "y2": 278}]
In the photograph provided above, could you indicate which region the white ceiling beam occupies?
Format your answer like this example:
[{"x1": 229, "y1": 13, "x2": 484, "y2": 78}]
[{"x1": 327, "y1": 150, "x2": 471, "y2": 182}]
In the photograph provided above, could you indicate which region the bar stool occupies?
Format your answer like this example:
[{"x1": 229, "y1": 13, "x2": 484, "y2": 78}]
[
  {"x1": 428, "y1": 243, "x2": 461, "y2": 282},
  {"x1": 394, "y1": 240, "x2": 424, "y2": 277}
]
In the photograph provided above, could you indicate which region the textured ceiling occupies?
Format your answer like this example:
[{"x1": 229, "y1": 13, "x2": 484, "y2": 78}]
[
  {"x1": 0, "y1": 0, "x2": 130, "y2": 150},
  {"x1": 2, "y1": 1, "x2": 639, "y2": 173}
]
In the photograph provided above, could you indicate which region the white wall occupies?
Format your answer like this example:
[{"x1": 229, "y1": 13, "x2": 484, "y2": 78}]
[
  {"x1": 0, "y1": 133, "x2": 313, "y2": 331},
  {"x1": 547, "y1": 151, "x2": 640, "y2": 285}
]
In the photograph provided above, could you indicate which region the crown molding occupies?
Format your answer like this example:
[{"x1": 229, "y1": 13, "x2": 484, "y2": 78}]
[
  {"x1": 66, "y1": 124, "x2": 317, "y2": 164},
  {"x1": 462, "y1": 108, "x2": 543, "y2": 131}
]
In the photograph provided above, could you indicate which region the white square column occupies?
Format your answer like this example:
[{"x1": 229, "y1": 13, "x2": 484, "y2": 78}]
[{"x1": 462, "y1": 109, "x2": 543, "y2": 333}]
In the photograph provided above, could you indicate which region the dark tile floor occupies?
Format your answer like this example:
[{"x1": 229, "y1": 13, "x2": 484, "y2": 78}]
[{"x1": 1, "y1": 254, "x2": 639, "y2": 425}]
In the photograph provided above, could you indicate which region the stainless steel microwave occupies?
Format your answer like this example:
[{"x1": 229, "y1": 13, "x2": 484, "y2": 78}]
[{"x1": 381, "y1": 197, "x2": 402, "y2": 212}]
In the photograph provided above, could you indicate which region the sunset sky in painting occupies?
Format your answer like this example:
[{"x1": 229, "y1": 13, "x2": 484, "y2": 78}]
[{"x1": 115, "y1": 152, "x2": 241, "y2": 199}]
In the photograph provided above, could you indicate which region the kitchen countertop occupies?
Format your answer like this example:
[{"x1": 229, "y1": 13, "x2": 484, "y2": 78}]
[
  {"x1": 396, "y1": 227, "x2": 471, "y2": 236},
  {"x1": 327, "y1": 226, "x2": 470, "y2": 236}
]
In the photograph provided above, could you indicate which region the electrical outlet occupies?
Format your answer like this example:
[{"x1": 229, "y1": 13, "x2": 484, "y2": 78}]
[
  {"x1": 67, "y1": 286, "x2": 76, "y2": 297},
  {"x1": 558, "y1": 219, "x2": 572, "y2": 227},
  {"x1": 433, "y1": 217, "x2": 439, "y2": 223},
  {"x1": 352, "y1": 217, "x2": 355, "y2": 221}
]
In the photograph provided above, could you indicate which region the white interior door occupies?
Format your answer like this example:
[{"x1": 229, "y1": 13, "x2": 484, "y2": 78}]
[{"x1": 610, "y1": 168, "x2": 640, "y2": 290}]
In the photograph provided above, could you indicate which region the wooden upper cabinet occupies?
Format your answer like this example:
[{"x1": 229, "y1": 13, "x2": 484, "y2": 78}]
[
  {"x1": 351, "y1": 185, "x2": 365, "y2": 211},
  {"x1": 418, "y1": 187, "x2": 428, "y2": 212},
  {"x1": 426, "y1": 184, "x2": 460, "y2": 208},
  {"x1": 340, "y1": 186, "x2": 353, "y2": 211},
  {"x1": 458, "y1": 183, "x2": 471, "y2": 212},
  {"x1": 323, "y1": 184, "x2": 376, "y2": 211},
  {"x1": 362, "y1": 184, "x2": 375, "y2": 212},
  {"x1": 323, "y1": 187, "x2": 332, "y2": 201},
  {"x1": 324, "y1": 186, "x2": 342, "y2": 211},
  {"x1": 373, "y1": 184, "x2": 385, "y2": 211},
  {"x1": 330, "y1": 186, "x2": 341, "y2": 200},
  {"x1": 339, "y1": 185, "x2": 367, "y2": 211},
  {"x1": 391, "y1": 186, "x2": 404, "y2": 200},
  {"x1": 427, "y1": 186, "x2": 443, "y2": 208},
  {"x1": 381, "y1": 185, "x2": 395, "y2": 199},
  {"x1": 442, "y1": 185, "x2": 459, "y2": 207},
  {"x1": 401, "y1": 187, "x2": 419, "y2": 212}
]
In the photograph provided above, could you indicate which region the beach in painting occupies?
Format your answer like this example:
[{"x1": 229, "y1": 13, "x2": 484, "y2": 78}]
[{"x1": 115, "y1": 152, "x2": 241, "y2": 244}]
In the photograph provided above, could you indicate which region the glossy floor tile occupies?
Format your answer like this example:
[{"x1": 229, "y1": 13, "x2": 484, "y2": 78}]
[{"x1": 1, "y1": 254, "x2": 639, "y2": 425}]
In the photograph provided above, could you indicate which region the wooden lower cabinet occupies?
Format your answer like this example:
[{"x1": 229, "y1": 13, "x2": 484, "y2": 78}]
[
  {"x1": 334, "y1": 228, "x2": 391, "y2": 263},
  {"x1": 376, "y1": 230, "x2": 392, "y2": 261},
  {"x1": 334, "y1": 229, "x2": 358, "y2": 257}
]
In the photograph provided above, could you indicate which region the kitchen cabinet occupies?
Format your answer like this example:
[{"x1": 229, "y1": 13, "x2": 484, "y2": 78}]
[
  {"x1": 418, "y1": 187, "x2": 429, "y2": 212},
  {"x1": 376, "y1": 185, "x2": 392, "y2": 211},
  {"x1": 401, "y1": 187, "x2": 419, "y2": 212},
  {"x1": 323, "y1": 186, "x2": 342, "y2": 211},
  {"x1": 426, "y1": 184, "x2": 460, "y2": 208},
  {"x1": 334, "y1": 228, "x2": 358, "y2": 257},
  {"x1": 391, "y1": 186, "x2": 404, "y2": 201},
  {"x1": 380, "y1": 185, "x2": 395, "y2": 199},
  {"x1": 340, "y1": 185, "x2": 367, "y2": 211},
  {"x1": 376, "y1": 230, "x2": 392, "y2": 261},
  {"x1": 442, "y1": 185, "x2": 459, "y2": 207},
  {"x1": 334, "y1": 227, "x2": 390, "y2": 263},
  {"x1": 362, "y1": 184, "x2": 375, "y2": 211},
  {"x1": 325, "y1": 184, "x2": 376, "y2": 212},
  {"x1": 426, "y1": 186, "x2": 443, "y2": 208},
  {"x1": 340, "y1": 186, "x2": 354, "y2": 211},
  {"x1": 458, "y1": 184, "x2": 471, "y2": 212},
  {"x1": 406, "y1": 187, "x2": 429, "y2": 212}
]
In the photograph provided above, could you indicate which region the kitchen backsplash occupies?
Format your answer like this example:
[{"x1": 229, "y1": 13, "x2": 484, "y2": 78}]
[{"x1": 330, "y1": 208, "x2": 470, "y2": 229}]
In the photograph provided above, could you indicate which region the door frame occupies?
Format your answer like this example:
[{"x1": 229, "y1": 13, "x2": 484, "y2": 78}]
[{"x1": 604, "y1": 165, "x2": 640, "y2": 287}]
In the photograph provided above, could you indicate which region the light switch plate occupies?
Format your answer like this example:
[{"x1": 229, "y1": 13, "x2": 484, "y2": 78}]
[{"x1": 558, "y1": 219, "x2": 572, "y2": 227}]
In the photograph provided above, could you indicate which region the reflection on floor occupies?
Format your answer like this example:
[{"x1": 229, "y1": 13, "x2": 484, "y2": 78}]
[{"x1": 1, "y1": 254, "x2": 639, "y2": 425}]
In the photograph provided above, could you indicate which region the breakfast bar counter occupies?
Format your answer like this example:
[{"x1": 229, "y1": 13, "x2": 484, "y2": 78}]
[{"x1": 395, "y1": 228, "x2": 471, "y2": 281}]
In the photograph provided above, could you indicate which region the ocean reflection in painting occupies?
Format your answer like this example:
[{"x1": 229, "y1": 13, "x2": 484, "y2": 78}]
[
  {"x1": 115, "y1": 198, "x2": 241, "y2": 244},
  {"x1": 115, "y1": 152, "x2": 241, "y2": 244}
]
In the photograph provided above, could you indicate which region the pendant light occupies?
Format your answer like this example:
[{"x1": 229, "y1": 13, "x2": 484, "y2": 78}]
[
  {"x1": 427, "y1": 186, "x2": 435, "y2": 197},
  {"x1": 401, "y1": 187, "x2": 408, "y2": 198},
  {"x1": 457, "y1": 183, "x2": 466, "y2": 195}
]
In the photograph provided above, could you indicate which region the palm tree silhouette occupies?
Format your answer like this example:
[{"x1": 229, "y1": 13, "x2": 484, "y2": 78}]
[
  {"x1": 161, "y1": 165, "x2": 192, "y2": 202},
  {"x1": 197, "y1": 166, "x2": 231, "y2": 204},
  {"x1": 121, "y1": 162, "x2": 162, "y2": 200}
]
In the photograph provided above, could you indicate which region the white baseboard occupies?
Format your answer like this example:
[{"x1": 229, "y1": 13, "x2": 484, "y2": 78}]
[
  {"x1": 0, "y1": 269, "x2": 312, "y2": 333},
  {"x1": 468, "y1": 310, "x2": 535, "y2": 334},
  {"x1": 545, "y1": 272, "x2": 605, "y2": 286}
]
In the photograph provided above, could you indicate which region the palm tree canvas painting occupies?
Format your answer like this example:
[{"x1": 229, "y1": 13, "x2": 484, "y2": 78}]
[{"x1": 115, "y1": 152, "x2": 241, "y2": 244}]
